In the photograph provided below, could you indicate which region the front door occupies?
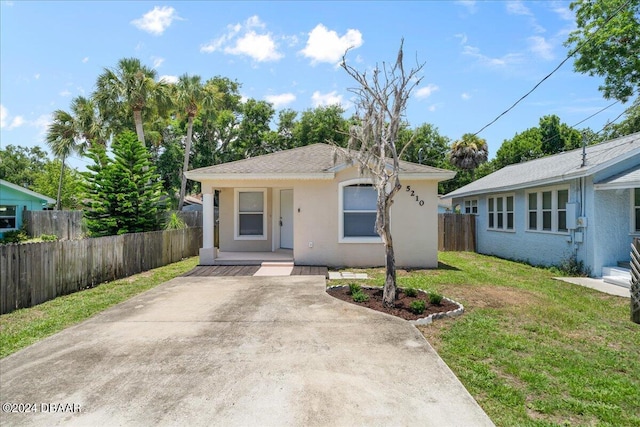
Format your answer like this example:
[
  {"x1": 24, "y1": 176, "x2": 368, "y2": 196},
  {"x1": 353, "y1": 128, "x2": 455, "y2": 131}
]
[{"x1": 280, "y1": 189, "x2": 293, "y2": 249}]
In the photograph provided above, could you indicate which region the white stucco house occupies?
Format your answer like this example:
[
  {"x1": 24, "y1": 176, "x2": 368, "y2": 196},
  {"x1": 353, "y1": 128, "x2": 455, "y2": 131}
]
[
  {"x1": 184, "y1": 143, "x2": 456, "y2": 268},
  {"x1": 444, "y1": 132, "x2": 640, "y2": 285}
]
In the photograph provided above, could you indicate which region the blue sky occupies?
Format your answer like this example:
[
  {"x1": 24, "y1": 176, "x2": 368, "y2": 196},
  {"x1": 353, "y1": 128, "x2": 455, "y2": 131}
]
[{"x1": 0, "y1": 1, "x2": 626, "y2": 171}]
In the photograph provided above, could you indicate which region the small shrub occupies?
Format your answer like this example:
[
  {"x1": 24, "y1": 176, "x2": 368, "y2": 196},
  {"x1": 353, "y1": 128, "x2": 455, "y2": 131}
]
[
  {"x1": 0, "y1": 229, "x2": 29, "y2": 244},
  {"x1": 429, "y1": 292, "x2": 443, "y2": 305},
  {"x1": 404, "y1": 287, "x2": 418, "y2": 297},
  {"x1": 39, "y1": 234, "x2": 58, "y2": 242},
  {"x1": 164, "y1": 212, "x2": 187, "y2": 230},
  {"x1": 410, "y1": 300, "x2": 426, "y2": 315},
  {"x1": 348, "y1": 282, "x2": 361, "y2": 295},
  {"x1": 557, "y1": 255, "x2": 590, "y2": 277},
  {"x1": 352, "y1": 290, "x2": 369, "y2": 303}
]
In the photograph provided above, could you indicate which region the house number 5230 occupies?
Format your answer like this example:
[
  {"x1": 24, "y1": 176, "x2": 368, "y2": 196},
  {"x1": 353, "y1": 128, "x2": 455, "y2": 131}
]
[{"x1": 405, "y1": 185, "x2": 424, "y2": 206}]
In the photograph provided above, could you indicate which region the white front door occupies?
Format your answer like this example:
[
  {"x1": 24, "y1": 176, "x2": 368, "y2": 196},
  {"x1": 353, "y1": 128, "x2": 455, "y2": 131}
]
[{"x1": 280, "y1": 189, "x2": 293, "y2": 249}]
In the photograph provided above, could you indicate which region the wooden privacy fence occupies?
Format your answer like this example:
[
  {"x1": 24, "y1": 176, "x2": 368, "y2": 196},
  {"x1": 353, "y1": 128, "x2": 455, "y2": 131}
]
[
  {"x1": 0, "y1": 227, "x2": 202, "y2": 315},
  {"x1": 24, "y1": 210, "x2": 85, "y2": 240},
  {"x1": 438, "y1": 213, "x2": 476, "y2": 252}
]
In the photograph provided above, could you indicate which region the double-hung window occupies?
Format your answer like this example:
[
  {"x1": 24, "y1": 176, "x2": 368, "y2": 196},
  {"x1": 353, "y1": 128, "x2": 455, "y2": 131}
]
[
  {"x1": 235, "y1": 189, "x2": 267, "y2": 240},
  {"x1": 526, "y1": 188, "x2": 569, "y2": 233},
  {"x1": 464, "y1": 199, "x2": 478, "y2": 214},
  {"x1": 487, "y1": 195, "x2": 514, "y2": 231},
  {"x1": 0, "y1": 205, "x2": 17, "y2": 230},
  {"x1": 339, "y1": 180, "x2": 380, "y2": 243}
]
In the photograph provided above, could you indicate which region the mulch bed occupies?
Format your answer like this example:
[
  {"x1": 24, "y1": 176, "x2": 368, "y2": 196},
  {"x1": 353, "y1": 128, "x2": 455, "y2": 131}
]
[{"x1": 326, "y1": 286, "x2": 459, "y2": 321}]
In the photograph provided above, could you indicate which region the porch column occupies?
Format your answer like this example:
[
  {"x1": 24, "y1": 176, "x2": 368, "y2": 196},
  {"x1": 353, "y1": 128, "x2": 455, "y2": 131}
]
[{"x1": 199, "y1": 190, "x2": 216, "y2": 265}]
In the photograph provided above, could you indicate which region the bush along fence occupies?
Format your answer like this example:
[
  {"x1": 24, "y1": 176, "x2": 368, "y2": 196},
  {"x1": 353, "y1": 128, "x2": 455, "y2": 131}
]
[
  {"x1": 22, "y1": 210, "x2": 203, "y2": 241},
  {"x1": 438, "y1": 214, "x2": 476, "y2": 252},
  {"x1": 0, "y1": 228, "x2": 202, "y2": 315}
]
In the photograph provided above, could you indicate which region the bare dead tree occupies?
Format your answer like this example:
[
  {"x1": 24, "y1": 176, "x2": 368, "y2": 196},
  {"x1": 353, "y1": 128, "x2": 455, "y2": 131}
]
[{"x1": 337, "y1": 39, "x2": 425, "y2": 307}]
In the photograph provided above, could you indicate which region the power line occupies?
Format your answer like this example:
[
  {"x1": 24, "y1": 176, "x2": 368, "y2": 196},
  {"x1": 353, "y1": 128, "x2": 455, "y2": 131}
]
[
  {"x1": 571, "y1": 100, "x2": 619, "y2": 128},
  {"x1": 472, "y1": 0, "x2": 633, "y2": 137}
]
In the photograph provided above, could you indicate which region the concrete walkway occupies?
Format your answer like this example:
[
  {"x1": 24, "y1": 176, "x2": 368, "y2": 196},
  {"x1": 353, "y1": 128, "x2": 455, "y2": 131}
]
[
  {"x1": 0, "y1": 276, "x2": 494, "y2": 427},
  {"x1": 554, "y1": 277, "x2": 630, "y2": 298}
]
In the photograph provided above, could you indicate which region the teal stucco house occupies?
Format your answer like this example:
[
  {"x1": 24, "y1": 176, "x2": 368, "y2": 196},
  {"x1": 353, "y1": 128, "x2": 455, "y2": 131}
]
[{"x1": 0, "y1": 179, "x2": 55, "y2": 238}]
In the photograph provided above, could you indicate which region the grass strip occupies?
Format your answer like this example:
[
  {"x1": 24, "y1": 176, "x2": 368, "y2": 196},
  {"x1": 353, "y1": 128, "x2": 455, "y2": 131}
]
[{"x1": 0, "y1": 256, "x2": 199, "y2": 359}]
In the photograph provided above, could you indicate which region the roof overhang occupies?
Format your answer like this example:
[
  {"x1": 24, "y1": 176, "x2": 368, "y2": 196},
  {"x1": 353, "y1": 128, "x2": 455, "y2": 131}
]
[
  {"x1": 184, "y1": 172, "x2": 336, "y2": 182},
  {"x1": 0, "y1": 179, "x2": 56, "y2": 204}
]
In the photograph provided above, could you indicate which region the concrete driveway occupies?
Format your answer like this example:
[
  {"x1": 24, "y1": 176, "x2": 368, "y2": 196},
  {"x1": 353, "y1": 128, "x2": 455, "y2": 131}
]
[{"x1": 0, "y1": 276, "x2": 494, "y2": 426}]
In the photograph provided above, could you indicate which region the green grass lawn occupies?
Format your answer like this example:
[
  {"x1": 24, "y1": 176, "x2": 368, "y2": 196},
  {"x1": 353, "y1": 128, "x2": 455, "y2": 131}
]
[
  {"x1": 357, "y1": 252, "x2": 640, "y2": 427},
  {"x1": 0, "y1": 256, "x2": 199, "y2": 359}
]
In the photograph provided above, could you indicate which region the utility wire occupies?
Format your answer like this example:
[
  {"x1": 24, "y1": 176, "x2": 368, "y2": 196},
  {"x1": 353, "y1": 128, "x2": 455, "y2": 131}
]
[{"x1": 472, "y1": 0, "x2": 633, "y2": 137}]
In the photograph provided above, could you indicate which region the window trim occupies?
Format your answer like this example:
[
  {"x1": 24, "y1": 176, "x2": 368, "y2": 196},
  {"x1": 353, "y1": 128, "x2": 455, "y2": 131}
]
[
  {"x1": 464, "y1": 199, "x2": 478, "y2": 215},
  {"x1": 525, "y1": 186, "x2": 570, "y2": 234},
  {"x1": 338, "y1": 178, "x2": 382, "y2": 244},
  {"x1": 234, "y1": 188, "x2": 268, "y2": 240},
  {"x1": 0, "y1": 205, "x2": 18, "y2": 231},
  {"x1": 487, "y1": 194, "x2": 515, "y2": 232},
  {"x1": 632, "y1": 188, "x2": 640, "y2": 235}
]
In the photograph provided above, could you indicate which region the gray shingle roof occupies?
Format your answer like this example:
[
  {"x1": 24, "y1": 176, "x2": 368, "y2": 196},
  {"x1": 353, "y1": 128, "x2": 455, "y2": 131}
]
[
  {"x1": 185, "y1": 143, "x2": 455, "y2": 180},
  {"x1": 595, "y1": 164, "x2": 640, "y2": 188},
  {"x1": 445, "y1": 132, "x2": 640, "y2": 198}
]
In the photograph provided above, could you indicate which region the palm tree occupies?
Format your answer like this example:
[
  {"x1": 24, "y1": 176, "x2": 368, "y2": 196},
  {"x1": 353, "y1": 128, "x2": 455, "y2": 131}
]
[
  {"x1": 449, "y1": 133, "x2": 489, "y2": 180},
  {"x1": 174, "y1": 74, "x2": 217, "y2": 210},
  {"x1": 45, "y1": 110, "x2": 82, "y2": 210},
  {"x1": 94, "y1": 57, "x2": 171, "y2": 145},
  {"x1": 71, "y1": 96, "x2": 107, "y2": 150}
]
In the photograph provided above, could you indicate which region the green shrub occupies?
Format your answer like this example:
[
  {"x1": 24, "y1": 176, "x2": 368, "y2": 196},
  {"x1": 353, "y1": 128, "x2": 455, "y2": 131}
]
[
  {"x1": 410, "y1": 299, "x2": 426, "y2": 315},
  {"x1": 557, "y1": 255, "x2": 590, "y2": 277},
  {"x1": 348, "y1": 282, "x2": 361, "y2": 295},
  {"x1": 0, "y1": 229, "x2": 29, "y2": 244},
  {"x1": 164, "y1": 212, "x2": 187, "y2": 230},
  {"x1": 429, "y1": 292, "x2": 443, "y2": 305},
  {"x1": 404, "y1": 287, "x2": 418, "y2": 297},
  {"x1": 352, "y1": 290, "x2": 369, "y2": 303},
  {"x1": 39, "y1": 234, "x2": 58, "y2": 242}
]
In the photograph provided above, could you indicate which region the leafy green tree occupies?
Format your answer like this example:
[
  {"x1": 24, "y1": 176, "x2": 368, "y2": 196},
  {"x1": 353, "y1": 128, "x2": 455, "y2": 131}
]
[
  {"x1": 293, "y1": 105, "x2": 349, "y2": 147},
  {"x1": 0, "y1": 145, "x2": 49, "y2": 187},
  {"x1": 82, "y1": 131, "x2": 164, "y2": 236},
  {"x1": 449, "y1": 133, "x2": 489, "y2": 180},
  {"x1": 237, "y1": 99, "x2": 276, "y2": 158},
  {"x1": 494, "y1": 128, "x2": 543, "y2": 169},
  {"x1": 94, "y1": 57, "x2": 171, "y2": 145},
  {"x1": 601, "y1": 96, "x2": 640, "y2": 138},
  {"x1": 565, "y1": 0, "x2": 640, "y2": 103},
  {"x1": 32, "y1": 159, "x2": 84, "y2": 209},
  {"x1": 399, "y1": 123, "x2": 451, "y2": 168}
]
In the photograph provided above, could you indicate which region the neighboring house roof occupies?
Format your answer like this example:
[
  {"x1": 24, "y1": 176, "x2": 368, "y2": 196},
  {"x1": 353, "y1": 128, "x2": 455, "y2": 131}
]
[
  {"x1": 444, "y1": 132, "x2": 640, "y2": 198},
  {"x1": 185, "y1": 143, "x2": 456, "y2": 182},
  {"x1": 184, "y1": 195, "x2": 203, "y2": 205},
  {"x1": 594, "y1": 164, "x2": 640, "y2": 190},
  {"x1": 0, "y1": 179, "x2": 56, "y2": 204}
]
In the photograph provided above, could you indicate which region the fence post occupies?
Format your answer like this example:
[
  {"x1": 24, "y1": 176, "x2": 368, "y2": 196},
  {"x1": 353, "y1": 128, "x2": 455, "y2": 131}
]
[{"x1": 631, "y1": 238, "x2": 640, "y2": 324}]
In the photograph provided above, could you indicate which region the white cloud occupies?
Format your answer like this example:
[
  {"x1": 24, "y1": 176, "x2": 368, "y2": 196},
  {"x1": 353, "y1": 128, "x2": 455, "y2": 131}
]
[
  {"x1": 265, "y1": 93, "x2": 296, "y2": 108},
  {"x1": 0, "y1": 105, "x2": 25, "y2": 130},
  {"x1": 462, "y1": 45, "x2": 523, "y2": 67},
  {"x1": 159, "y1": 75, "x2": 178, "y2": 84},
  {"x1": 311, "y1": 90, "x2": 343, "y2": 107},
  {"x1": 226, "y1": 31, "x2": 283, "y2": 62},
  {"x1": 34, "y1": 73, "x2": 40, "y2": 80},
  {"x1": 152, "y1": 56, "x2": 165, "y2": 68},
  {"x1": 428, "y1": 104, "x2": 438, "y2": 112},
  {"x1": 461, "y1": 92, "x2": 471, "y2": 100},
  {"x1": 300, "y1": 24, "x2": 363, "y2": 65},
  {"x1": 415, "y1": 84, "x2": 439, "y2": 99},
  {"x1": 528, "y1": 36, "x2": 554, "y2": 60},
  {"x1": 201, "y1": 15, "x2": 283, "y2": 62},
  {"x1": 456, "y1": 1, "x2": 477, "y2": 13},
  {"x1": 131, "y1": 6, "x2": 180, "y2": 36},
  {"x1": 59, "y1": 89, "x2": 72, "y2": 97},
  {"x1": 454, "y1": 33, "x2": 468, "y2": 45},
  {"x1": 506, "y1": 1, "x2": 531, "y2": 16},
  {"x1": 551, "y1": 2, "x2": 575, "y2": 21},
  {"x1": 82, "y1": 57, "x2": 89, "y2": 63},
  {"x1": 32, "y1": 114, "x2": 51, "y2": 136}
]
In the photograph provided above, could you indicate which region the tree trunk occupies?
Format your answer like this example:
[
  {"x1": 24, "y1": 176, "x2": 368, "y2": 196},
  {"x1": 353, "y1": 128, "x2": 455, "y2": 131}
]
[
  {"x1": 380, "y1": 194, "x2": 397, "y2": 308},
  {"x1": 178, "y1": 116, "x2": 194, "y2": 211},
  {"x1": 56, "y1": 157, "x2": 65, "y2": 211},
  {"x1": 631, "y1": 238, "x2": 640, "y2": 324},
  {"x1": 133, "y1": 110, "x2": 145, "y2": 145}
]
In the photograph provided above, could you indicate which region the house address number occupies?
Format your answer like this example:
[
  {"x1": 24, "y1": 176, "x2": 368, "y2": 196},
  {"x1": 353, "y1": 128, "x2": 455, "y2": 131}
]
[{"x1": 405, "y1": 185, "x2": 424, "y2": 206}]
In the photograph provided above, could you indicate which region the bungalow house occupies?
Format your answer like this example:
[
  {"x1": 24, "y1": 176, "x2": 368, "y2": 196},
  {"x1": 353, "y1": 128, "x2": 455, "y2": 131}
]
[
  {"x1": 184, "y1": 143, "x2": 456, "y2": 268},
  {"x1": 0, "y1": 179, "x2": 55, "y2": 238},
  {"x1": 444, "y1": 132, "x2": 640, "y2": 286}
]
